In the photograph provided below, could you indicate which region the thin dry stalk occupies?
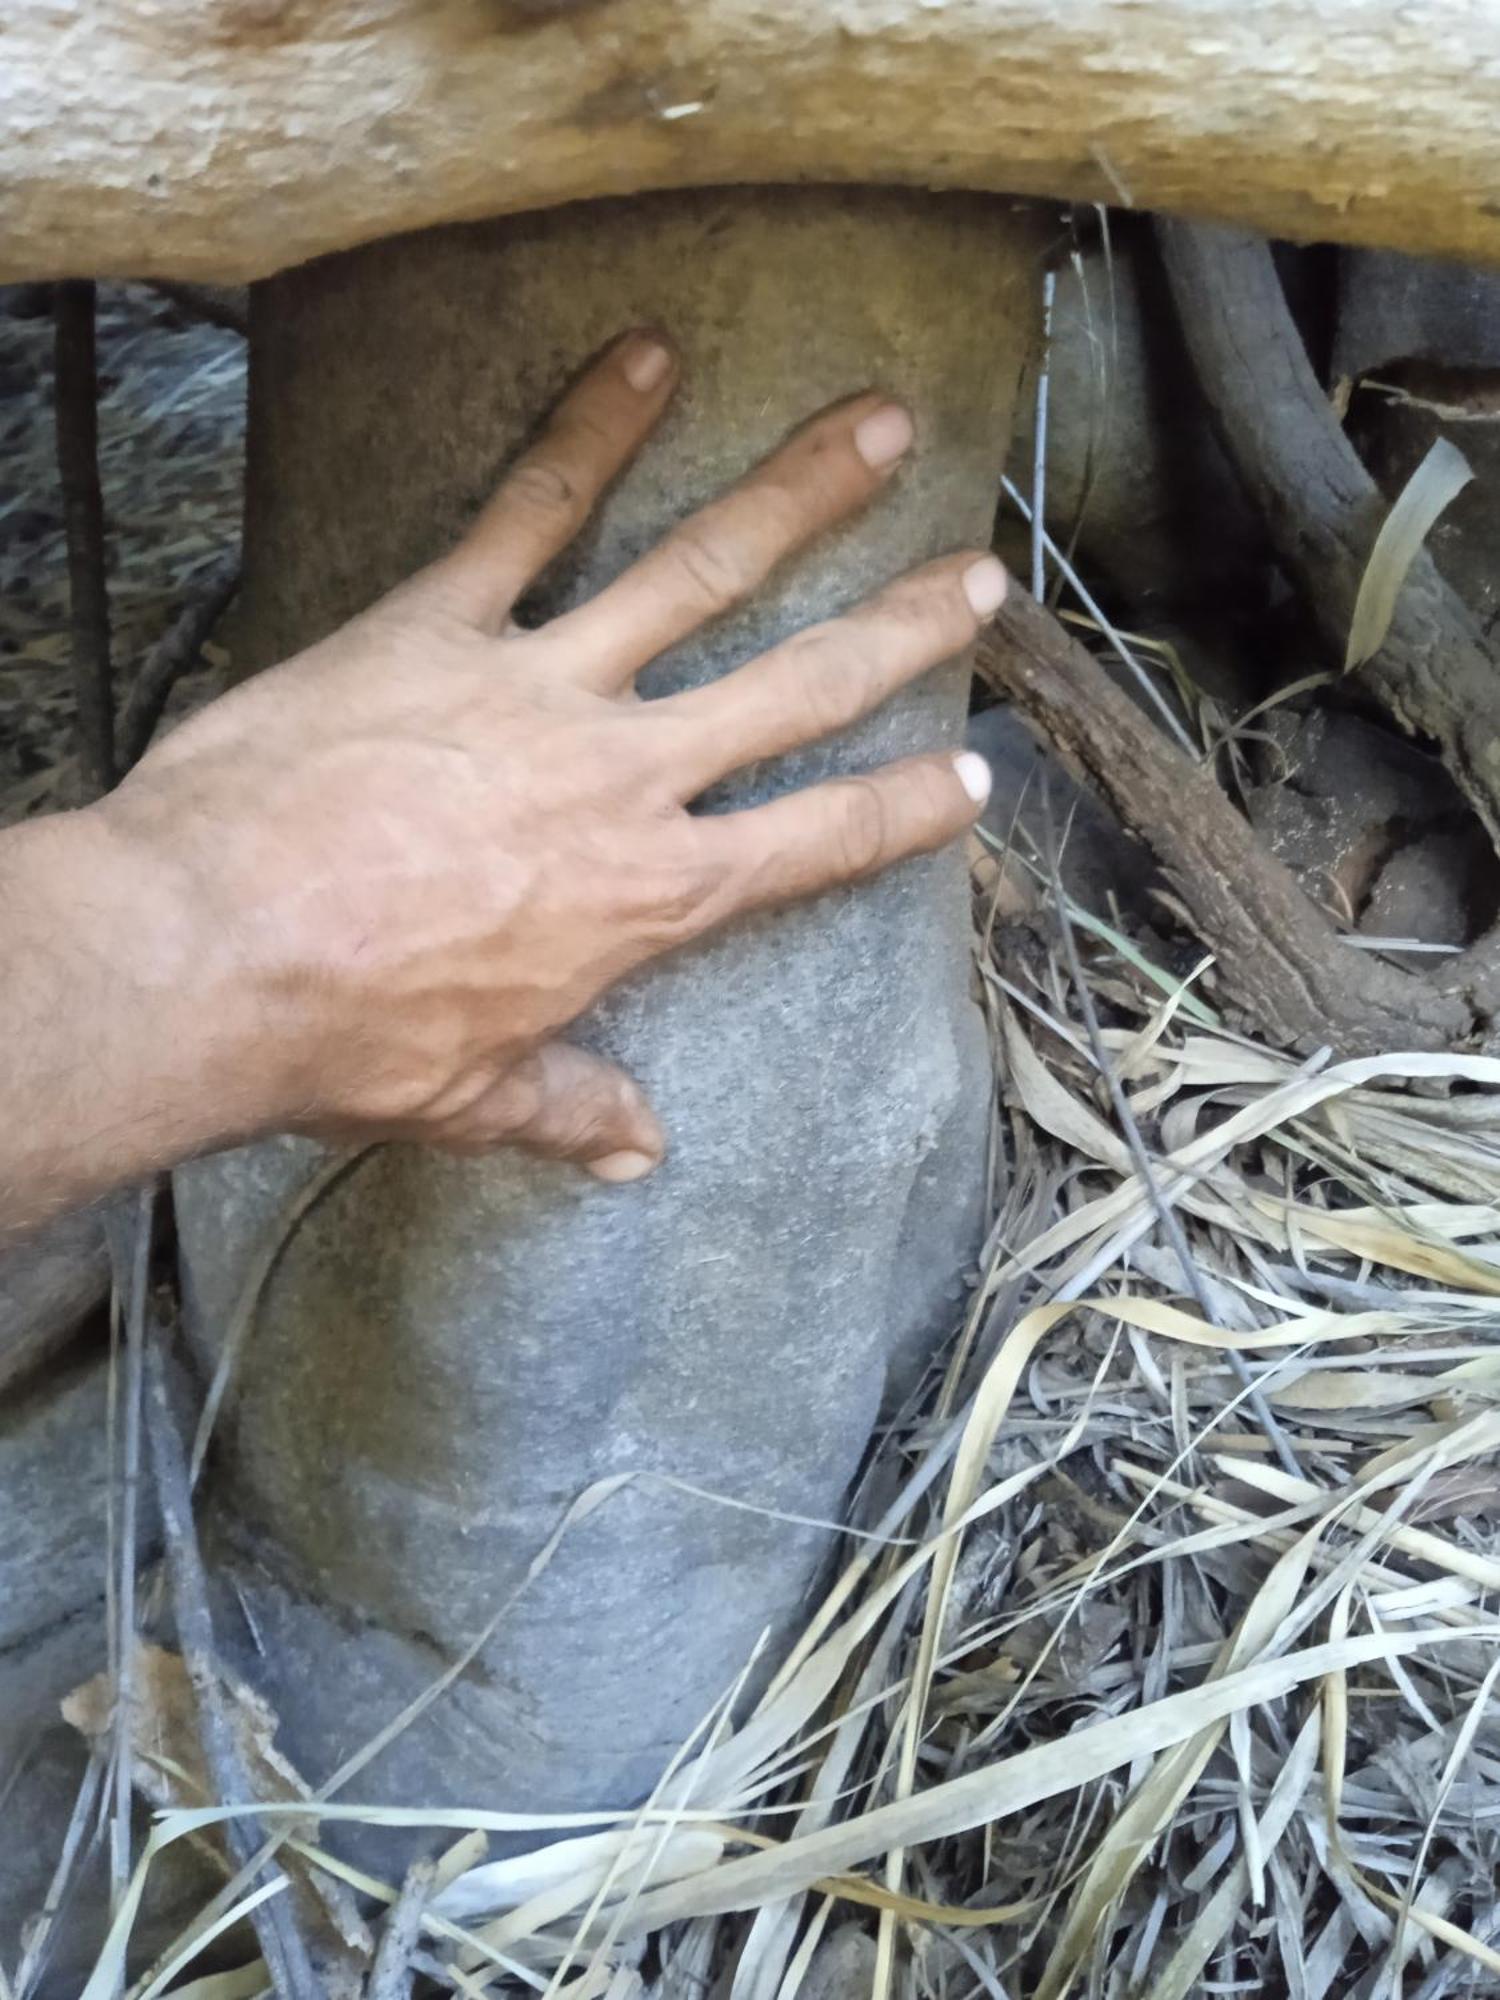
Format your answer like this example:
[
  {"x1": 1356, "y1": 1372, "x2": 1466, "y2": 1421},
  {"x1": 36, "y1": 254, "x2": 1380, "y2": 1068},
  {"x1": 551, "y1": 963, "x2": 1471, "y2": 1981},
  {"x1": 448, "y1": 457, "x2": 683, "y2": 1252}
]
[{"x1": 52, "y1": 280, "x2": 115, "y2": 795}]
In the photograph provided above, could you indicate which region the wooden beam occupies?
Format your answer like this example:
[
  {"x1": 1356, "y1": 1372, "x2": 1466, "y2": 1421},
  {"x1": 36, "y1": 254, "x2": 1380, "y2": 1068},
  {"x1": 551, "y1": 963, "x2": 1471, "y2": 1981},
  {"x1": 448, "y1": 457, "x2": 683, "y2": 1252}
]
[{"x1": 4, "y1": 1, "x2": 1500, "y2": 283}]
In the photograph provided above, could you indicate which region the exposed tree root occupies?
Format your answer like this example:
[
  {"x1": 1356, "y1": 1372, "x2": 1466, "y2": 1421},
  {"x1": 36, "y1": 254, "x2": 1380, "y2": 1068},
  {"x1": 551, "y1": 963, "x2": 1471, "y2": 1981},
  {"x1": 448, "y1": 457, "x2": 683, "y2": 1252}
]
[
  {"x1": 978, "y1": 590, "x2": 1498, "y2": 1056},
  {"x1": 1155, "y1": 220, "x2": 1500, "y2": 848},
  {"x1": 986, "y1": 219, "x2": 1500, "y2": 1057}
]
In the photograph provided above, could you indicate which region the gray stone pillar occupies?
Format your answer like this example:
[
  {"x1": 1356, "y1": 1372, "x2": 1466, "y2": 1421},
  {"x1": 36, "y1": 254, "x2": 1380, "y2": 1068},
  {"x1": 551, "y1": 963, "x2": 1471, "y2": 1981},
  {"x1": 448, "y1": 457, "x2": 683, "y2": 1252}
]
[{"x1": 175, "y1": 188, "x2": 1042, "y2": 1836}]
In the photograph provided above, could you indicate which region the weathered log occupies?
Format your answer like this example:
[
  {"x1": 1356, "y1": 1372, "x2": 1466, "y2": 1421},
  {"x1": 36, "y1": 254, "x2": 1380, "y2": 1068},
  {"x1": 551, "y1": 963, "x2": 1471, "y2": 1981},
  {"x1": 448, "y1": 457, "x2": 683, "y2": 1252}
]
[
  {"x1": 5, "y1": 3, "x2": 1500, "y2": 285},
  {"x1": 977, "y1": 589, "x2": 1485, "y2": 1058}
]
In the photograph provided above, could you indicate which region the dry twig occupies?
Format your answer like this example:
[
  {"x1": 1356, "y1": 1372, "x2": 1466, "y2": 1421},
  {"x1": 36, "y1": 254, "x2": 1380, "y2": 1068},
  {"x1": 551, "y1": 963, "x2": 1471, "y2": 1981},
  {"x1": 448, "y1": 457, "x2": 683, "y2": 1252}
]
[
  {"x1": 142, "y1": 1330, "x2": 322, "y2": 1997},
  {"x1": 1155, "y1": 221, "x2": 1500, "y2": 847},
  {"x1": 118, "y1": 551, "x2": 239, "y2": 770},
  {"x1": 368, "y1": 1855, "x2": 436, "y2": 2000}
]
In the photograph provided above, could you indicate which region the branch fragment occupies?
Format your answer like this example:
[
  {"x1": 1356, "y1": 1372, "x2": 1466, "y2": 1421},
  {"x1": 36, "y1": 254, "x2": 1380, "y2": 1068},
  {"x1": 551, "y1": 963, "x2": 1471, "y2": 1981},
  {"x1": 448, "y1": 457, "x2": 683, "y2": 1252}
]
[
  {"x1": 368, "y1": 1854, "x2": 436, "y2": 2000},
  {"x1": 978, "y1": 589, "x2": 1483, "y2": 1056}
]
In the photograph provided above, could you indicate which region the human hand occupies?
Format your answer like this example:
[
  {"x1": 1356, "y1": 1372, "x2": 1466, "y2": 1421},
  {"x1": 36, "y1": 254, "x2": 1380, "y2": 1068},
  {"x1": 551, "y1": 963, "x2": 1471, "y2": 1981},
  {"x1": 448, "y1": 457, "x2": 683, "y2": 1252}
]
[{"x1": 99, "y1": 331, "x2": 1003, "y2": 1182}]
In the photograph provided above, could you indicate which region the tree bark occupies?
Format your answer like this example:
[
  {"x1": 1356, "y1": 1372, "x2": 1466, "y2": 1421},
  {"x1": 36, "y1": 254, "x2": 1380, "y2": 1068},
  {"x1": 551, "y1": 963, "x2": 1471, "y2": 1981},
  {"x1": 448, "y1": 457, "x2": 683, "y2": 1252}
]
[
  {"x1": 5, "y1": 3, "x2": 1500, "y2": 285},
  {"x1": 977, "y1": 590, "x2": 1482, "y2": 1057},
  {"x1": 173, "y1": 188, "x2": 1043, "y2": 1859}
]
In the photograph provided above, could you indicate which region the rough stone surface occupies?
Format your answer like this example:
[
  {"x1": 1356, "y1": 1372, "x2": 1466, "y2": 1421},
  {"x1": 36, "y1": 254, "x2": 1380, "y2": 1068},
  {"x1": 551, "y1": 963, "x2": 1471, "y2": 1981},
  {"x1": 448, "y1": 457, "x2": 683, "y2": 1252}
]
[
  {"x1": 966, "y1": 703, "x2": 1155, "y2": 919},
  {"x1": 174, "y1": 189, "x2": 1043, "y2": 1847},
  {"x1": 0, "y1": 1357, "x2": 150, "y2": 1653},
  {"x1": 998, "y1": 223, "x2": 1263, "y2": 612},
  {"x1": 1362, "y1": 829, "x2": 1484, "y2": 970},
  {"x1": 0, "y1": 1205, "x2": 109, "y2": 1396},
  {"x1": 1334, "y1": 249, "x2": 1500, "y2": 378},
  {"x1": 799, "y1": 1925, "x2": 879, "y2": 2000}
]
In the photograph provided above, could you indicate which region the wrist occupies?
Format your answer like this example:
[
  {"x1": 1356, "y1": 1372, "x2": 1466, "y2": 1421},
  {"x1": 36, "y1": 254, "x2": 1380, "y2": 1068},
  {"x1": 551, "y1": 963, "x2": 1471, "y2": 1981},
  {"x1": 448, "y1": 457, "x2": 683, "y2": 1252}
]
[{"x1": 73, "y1": 794, "x2": 294, "y2": 1156}]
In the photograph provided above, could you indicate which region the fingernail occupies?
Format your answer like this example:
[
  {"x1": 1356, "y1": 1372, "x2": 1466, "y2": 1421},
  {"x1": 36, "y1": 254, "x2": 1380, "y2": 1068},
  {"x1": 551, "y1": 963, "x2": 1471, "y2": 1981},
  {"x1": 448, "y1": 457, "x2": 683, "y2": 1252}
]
[
  {"x1": 962, "y1": 555, "x2": 1008, "y2": 619},
  {"x1": 954, "y1": 751, "x2": 993, "y2": 806},
  {"x1": 853, "y1": 402, "x2": 915, "y2": 470},
  {"x1": 622, "y1": 335, "x2": 674, "y2": 393},
  {"x1": 587, "y1": 1148, "x2": 658, "y2": 1183}
]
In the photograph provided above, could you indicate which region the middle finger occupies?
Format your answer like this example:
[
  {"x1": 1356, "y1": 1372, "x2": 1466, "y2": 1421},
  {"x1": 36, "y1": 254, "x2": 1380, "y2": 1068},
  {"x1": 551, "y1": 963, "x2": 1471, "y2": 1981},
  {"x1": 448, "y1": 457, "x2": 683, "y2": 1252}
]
[{"x1": 542, "y1": 392, "x2": 915, "y2": 693}]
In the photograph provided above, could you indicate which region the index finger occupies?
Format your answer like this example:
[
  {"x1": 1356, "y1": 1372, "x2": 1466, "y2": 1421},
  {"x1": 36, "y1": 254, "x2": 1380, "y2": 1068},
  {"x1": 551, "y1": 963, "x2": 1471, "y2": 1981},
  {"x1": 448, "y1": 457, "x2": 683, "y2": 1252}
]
[{"x1": 422, "y1": 329, "x2": 678, "y2": 631}]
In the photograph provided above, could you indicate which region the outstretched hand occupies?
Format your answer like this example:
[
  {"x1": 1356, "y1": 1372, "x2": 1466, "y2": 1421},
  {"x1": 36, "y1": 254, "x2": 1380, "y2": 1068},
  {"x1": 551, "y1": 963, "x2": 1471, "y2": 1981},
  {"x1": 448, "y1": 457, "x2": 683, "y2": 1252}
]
[
  {"x1": 103, "y1": 332, "x2": 1002, "y2": 1179},
  {"x1": 4, "y1": 330, "x2": 1002, "y2": 1236}
]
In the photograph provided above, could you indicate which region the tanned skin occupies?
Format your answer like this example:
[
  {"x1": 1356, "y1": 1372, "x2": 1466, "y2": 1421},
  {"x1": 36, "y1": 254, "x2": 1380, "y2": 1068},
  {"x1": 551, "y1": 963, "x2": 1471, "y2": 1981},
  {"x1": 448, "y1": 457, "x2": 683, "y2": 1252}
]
[{"x1": 0, "y1": 332, "x2": 1003, "y2": 1241}]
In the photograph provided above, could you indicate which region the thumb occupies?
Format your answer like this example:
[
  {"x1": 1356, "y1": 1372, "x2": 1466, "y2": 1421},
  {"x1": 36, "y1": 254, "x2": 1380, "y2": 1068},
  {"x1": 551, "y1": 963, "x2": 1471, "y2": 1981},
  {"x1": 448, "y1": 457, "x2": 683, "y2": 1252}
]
[{"x1": 469, "y1": 1043, "x2": 665, "y2": 1182}]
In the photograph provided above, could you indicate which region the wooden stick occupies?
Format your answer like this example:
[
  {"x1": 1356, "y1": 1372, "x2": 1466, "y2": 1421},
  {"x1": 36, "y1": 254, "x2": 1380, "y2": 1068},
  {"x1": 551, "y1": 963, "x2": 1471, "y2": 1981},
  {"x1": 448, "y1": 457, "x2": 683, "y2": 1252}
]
[
  {"x1": 118, "y1": 552, "x2": 239, "y2": 770},
  {"x1": 369, "y1": 1854, "x2": 437, "y2": 2000},
  {"x1": 52, "y1": 281, "x2": 115, "y2": 797},
  {"x1": 142, "y1": 1331, "x2": 323, "y2": 1998}
]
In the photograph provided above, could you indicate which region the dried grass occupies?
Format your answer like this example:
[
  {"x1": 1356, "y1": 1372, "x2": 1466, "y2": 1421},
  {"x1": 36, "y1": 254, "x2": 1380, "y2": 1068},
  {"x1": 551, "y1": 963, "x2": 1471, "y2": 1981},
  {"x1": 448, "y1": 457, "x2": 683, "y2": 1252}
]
[
  {"x1": 67, "y1": 890, "x2": 1500, "y2": 2000},
  {"x1": 0, "y1": 284, "x2": 242, "y2": 819}
]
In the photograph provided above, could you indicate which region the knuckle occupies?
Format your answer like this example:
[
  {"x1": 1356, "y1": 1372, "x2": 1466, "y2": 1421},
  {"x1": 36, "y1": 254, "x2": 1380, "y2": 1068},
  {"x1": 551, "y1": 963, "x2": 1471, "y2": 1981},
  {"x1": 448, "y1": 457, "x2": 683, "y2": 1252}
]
[
  {"x1": 507, "y1": 456, "x2": 582, "y2": 524},
  {"x1": 873, "y1": 574, "x2": 930, "y2": 625},
  {"x1": 913, "y1": 758, "x2": 957, "y2": 826},
  {"x1": 484, "y1": 1055, "x2": 549, "y2": 1136},
  {"x1": 353, "y1": 1041, "x2": 472, "y2": 1129},
  {"x1": 609, "y1": 1065, "x2": 643, "y2": 1115},
  {"x1": 833, "y1": 778, "x2": 890, "y2": 878},
  {"x1": 791, "y1": 630, "x2": 870, "y2": 735},
  {"x1": 799, "y1": 418, "x2": 861, "y2": 490},
  {"x1": 887, "y1": 568, "x2": 963, "y2": 639},
  {"x1": 639, "y1": 848, "x2": 729, "y2": 947},
  {"x1": 543, "y1": 1098, "x2": 614, "y2": 1160},
  {"x1": 906, "y1": 759, "x2": 968, "y2": 854},
  {"x1": 669, "y1": 522, "x2": 755, "y2": 610}
]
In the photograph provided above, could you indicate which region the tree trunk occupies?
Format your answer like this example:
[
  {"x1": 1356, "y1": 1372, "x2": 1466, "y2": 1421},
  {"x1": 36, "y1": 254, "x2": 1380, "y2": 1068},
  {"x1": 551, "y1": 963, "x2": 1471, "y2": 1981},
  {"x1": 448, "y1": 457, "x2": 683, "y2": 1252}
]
[{"x1": 172, "y1": 187, "x2": 1042, "y2": 1857}]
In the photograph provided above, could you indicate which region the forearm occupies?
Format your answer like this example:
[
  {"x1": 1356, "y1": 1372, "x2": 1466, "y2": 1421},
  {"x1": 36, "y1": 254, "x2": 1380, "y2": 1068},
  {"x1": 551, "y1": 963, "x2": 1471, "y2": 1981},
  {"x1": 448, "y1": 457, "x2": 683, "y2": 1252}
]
[{"x1": 0, "y1": 807, "x2": 268, "y2": 1242}]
